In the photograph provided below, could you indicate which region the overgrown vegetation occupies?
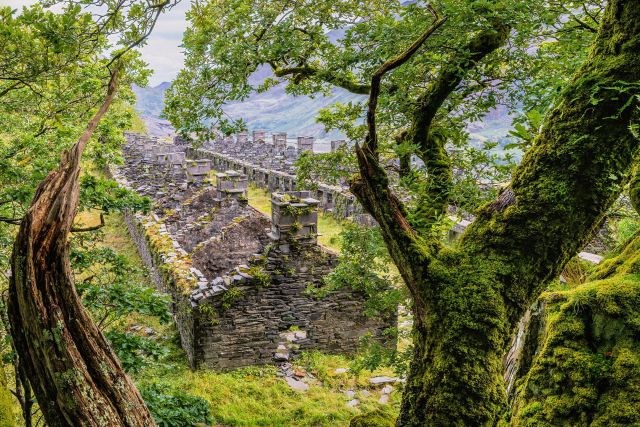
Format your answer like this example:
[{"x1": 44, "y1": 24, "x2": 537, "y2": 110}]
[
  {"x1": 2, "y1": 0, "x2": 640, "y2": 425},
  {"x1": 511, "y1": 231, "x2": 640, "y2": 426},
  {"x1": 166, "y1": 0, "x2": 640, "y2": 424},
  {"x1": 139, "y1": 383, "x2": 213, "y2": 427}
]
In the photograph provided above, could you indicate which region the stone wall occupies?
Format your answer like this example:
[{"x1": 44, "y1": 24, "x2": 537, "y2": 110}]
[
  {"x1": 114, "y1": 133, "x2": 395, "y2": 370},
  {"x1": 115, "y1": 202, "x2": 203, "y2": 365},
  {"x1": 185, "y1": 146, "x2": 370, "y2": 223},
  {"x1": 192, "y1": 242, "x2": 392, "y2": 369}
]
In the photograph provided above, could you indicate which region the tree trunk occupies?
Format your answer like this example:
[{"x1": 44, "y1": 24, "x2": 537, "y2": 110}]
[
  {"x1": 392, "y1": 1, "x2": 640, "y2": 424},
  {"x1": 7, "y1": 70, "x2": 157, "y2": 426}
]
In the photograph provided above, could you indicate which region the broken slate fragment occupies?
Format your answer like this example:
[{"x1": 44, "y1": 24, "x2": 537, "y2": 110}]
[
  {"x1": 273, "y1": 352, "x2": 289, "y2": 362},
  {"x1": 285, "y1": 377, "x2": 309, "y2": 392},
  {"x1": 369, "y1": 376, "x2": 398, "y2": 385}
]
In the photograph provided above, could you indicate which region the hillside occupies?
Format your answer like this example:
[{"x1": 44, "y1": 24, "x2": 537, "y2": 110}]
[
  {"x1": 133, "y1": 79, "x2": 514, "y2": 144},
  {"x1": 132, "y1": 78, "x2": 363, "y2": 139}
]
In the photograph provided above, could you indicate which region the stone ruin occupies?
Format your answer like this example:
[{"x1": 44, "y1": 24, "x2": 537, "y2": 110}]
[
  {"x1": 114, "y1": 132, "x2": 395, "y2": 370},
  {"x1": 297, "y1": 136, "x2": 314, "y2": 153},
  {"x1": 184, "y1": 131, "x2": 375, "y2": 224}
]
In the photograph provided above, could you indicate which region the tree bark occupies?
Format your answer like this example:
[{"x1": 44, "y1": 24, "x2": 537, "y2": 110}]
[
  {"x1": 410, "y1": 22, "x2": 510, "y2": 232},
  {"x1": 349, "y1": 0, "x2": 640, "y2": 425},
  {"x1": 7, "y1": 70, "x2": 157, "y2": 426},
  {"x1": 398, "y1": 1, "x2": 640, "y2": 424}
]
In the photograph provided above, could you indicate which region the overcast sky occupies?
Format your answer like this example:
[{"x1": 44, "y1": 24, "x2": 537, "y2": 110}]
[{"x1": 2, "y1": 0, "x2": 190, "y2": 86}]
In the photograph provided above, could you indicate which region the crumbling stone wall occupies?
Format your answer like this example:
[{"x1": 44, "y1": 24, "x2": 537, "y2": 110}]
[
  {"x1": 192, "y1": 243, "x2": 391, "y2": 369},
  {"x1": 114, "y1": 133, "x2": 395, "y2": 370},
  {"x1": 191, "y1": 214, "x2": 271, "y2": 278},
  {"x1": 122, "y1": 211, "x2": 199, "y2": 364},
  {"x1": 183, "y1": 142, "x2": 371, "y2": 223}
]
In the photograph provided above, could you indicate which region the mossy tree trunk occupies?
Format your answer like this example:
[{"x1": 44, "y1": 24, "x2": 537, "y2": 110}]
[
  {"x1": 7, "y1": 70, "x2": 157, "y2": 426},
  {"x1": 350, "y1": 0, "x2": 640, "y2": 424}
]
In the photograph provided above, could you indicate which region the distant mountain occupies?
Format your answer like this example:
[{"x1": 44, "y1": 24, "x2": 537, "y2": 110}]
[
  {"x1": 132, "y1": 82, "x2": 170, "y2": 119},
  {"x1": 133, "y1": 79, "x2": 513, "y2": 147},
  {"x1": 132, "y1": 0, "x2": 513, "y2": 143},
  {"x1": 132, "y1": 73, "x2": 363, "y2": 139}
]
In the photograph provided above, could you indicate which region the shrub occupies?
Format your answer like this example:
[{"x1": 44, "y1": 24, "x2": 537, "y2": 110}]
[
  {"x1": 106, "y1": 331, "x2": 167, "y2": 373},
  {"x1": 140, "y1": 383, "x2": 213, "y2": 427}
]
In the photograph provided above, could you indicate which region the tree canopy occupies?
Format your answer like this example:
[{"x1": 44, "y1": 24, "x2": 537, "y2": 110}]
[{"x1": 165, "y1": 0, "x2": 604, "y2": 216}]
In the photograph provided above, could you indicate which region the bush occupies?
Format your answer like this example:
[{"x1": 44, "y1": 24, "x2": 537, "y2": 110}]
[
  {"x1": 140, "y1": 383, "x2": 213, "y2": 427},
  {"x1": 106, "y1": 331, "x2": 167, "y2": 373}
]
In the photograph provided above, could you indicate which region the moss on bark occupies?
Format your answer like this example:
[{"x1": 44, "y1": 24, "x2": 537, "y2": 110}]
[
  {"x1": 395, "y1": 0, "x2": 640, "y2": 424},
  {"x1": 510, "y1": 233, "x2": 640, "y2": 426},
  {"x1": 410, "y1": 23, "x2": 510, "y2": 232}
]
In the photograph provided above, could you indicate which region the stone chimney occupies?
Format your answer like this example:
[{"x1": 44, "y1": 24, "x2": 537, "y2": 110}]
[
  {"x1": 297, "y1": 136, "x2": 314, "y2": 153},
  {"x1": 186, "y1": 159, "x2": 211, "y2": 183},
  {"x1": 167, "y1": 152, "x2": 186, "y2": 163},
  {"x1": 272, "y1": 132, "x2": 287, "y2": 151},
  {"x1": 269, "y1": 191, "x2": 319, "y2": 248},
  {"x1": 236, "y1": 132, "x2": 249, "y2": 144},
  {"x1": 253, "y1": 130, "x2": 267, "y2": 143},
  {"x1": 215, "y1": 170, "x2": 248, "y2": 203}
]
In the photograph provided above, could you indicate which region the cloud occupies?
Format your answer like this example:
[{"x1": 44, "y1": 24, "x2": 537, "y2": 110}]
[
  {"x1": 0, "y1": 0, "x2": 189, "y2": 86},
  {"x1": 141, "y1": 1, "x2": 190, "y2": 85}
]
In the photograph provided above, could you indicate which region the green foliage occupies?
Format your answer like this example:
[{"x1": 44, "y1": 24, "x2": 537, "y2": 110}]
[
  {"x1": 281, "y1": 203, "x2": 311, "y2": 217},
  {"x1": 221, "y1": 287, "x2": 246, "y2": 311},
  {"x1": 296, "y1": 148, "x2": 357, "y2": 190},
  {"x1": 314, "y1": 223, "x2": 403, "y2": 317},
  {"x1": 197, "y1": 303, "x2": 220, "y2": 326},
  {"x1": 348, "y1": 330, "x2": 413, "y2": 379},
  {"x1": 106, "y1": 331, "x2": 168, "y2": 374},
  {"x1": 163, "y1": 0, "x2": 601, "y2": 223},
  {"x1": 247, "y1": 265, "x2": 271, "y2": 288},
  {"x1": 0, "y1": 0, "x2": 167, "y2": 283},
  {"x1": 79, "y1": 175, "x2": 151, "y2": 214},
  {"x1": 78, "y1": 276, "x2": 172, "y2": 326},
  {"x1": 506, "y1": 109, "x2": 544, "y2": 151},
  {"x1": 73, "y1": 246, "x2": 172, "y2": 327},
  {"x1": 140, "y1": 383, "x2": 213, "y2": 427},
  {"x1": 71, "y1": 233, "x2": 172, "y2": 374}
]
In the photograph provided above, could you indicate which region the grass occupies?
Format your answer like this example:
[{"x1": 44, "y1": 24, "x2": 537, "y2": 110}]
[
  {"x1": 130, "y1": 114, "x2": 148, "y2": 134},
  {"x1": 75, "y1": 210, "x2": 141, "y2": 260},
  {"x1": 247, "y1": 184, "x2": 345, "y2": 252},
  {"x1": 248, "y1": 184, "x2": 273, "y2": 216},
  {"x1": 317, "y1": 212, "x2": 343, "y2": 252},
  {"x1": 139, "y1": 349, "x2": 400, "y2": 427}
]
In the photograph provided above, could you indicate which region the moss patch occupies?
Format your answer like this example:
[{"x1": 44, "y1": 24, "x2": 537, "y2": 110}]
[{"x1": 511, "y1": 234, "x2": 640, "y2": 426}]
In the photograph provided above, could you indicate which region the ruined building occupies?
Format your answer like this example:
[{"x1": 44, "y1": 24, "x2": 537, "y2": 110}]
[{"x1": 113, "y1": 133, "x2": 394, "y2": 369}]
